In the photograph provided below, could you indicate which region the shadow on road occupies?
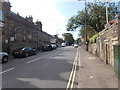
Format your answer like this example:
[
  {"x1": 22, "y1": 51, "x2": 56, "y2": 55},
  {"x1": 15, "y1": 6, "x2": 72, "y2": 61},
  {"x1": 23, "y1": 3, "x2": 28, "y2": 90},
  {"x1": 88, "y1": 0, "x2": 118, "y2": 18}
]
[{"x1": 2, "y1": 57, "x2": 79, "y2": 88}]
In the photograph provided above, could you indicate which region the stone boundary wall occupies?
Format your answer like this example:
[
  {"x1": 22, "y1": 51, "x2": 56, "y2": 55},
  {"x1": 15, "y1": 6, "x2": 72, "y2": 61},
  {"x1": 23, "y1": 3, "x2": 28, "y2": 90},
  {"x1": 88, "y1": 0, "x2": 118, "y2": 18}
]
[
  {"x1": 88, "y1": 43, "x2": 97, "y2": 55},
  {"x1": 89, "y1": 21, "x2": 119, "y2": 66}
]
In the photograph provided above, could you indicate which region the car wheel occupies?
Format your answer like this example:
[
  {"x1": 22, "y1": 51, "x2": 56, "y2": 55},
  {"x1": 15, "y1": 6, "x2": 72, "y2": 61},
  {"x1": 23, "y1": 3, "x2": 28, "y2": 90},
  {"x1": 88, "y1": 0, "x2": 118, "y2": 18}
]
[
  {"x1": 2, "y1": 56, "x2": 8, "y2": 63},
  {"x1": 34, "y1": 51, "x2": 37, "y2": 55},
  {"x1": 42, "y1": 49, "x2": 44, "y2": 52},
  {"x1": 25, "y1": 53, "x2": 29, "y2": 57}
]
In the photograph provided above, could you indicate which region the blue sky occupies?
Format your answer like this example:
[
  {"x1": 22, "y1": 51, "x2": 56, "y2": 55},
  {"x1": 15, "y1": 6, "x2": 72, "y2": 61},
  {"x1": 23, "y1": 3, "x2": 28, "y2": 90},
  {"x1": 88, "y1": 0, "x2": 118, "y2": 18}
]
[
  {"x1": 53, "y1": 2, "x2": 85, "y2": 18},
  {"x1": 9, "y1": 0, "x2": 86, "y2": 40},
  {"x1": 9, "y1": 0, "x2": 119, "y2": 40},
  {"x1": 52, "y1": 2, "x2": 85, "y2": 39}
]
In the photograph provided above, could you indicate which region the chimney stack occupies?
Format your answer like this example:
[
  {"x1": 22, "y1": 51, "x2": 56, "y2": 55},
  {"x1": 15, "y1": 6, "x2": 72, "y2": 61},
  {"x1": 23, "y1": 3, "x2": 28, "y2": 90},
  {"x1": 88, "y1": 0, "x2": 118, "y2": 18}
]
[
  {"x1": 26, "y1": 15, "x2": 33, "y2": 23},
  {"x1": 36, "y1": 21, "x2": 42, "y2": 31}
]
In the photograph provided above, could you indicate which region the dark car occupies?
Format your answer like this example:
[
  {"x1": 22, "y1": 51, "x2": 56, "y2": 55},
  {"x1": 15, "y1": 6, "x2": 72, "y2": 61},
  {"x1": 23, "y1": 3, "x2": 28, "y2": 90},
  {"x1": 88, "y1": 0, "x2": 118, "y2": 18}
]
[
  {"x1": 42, "y1": 44, "x2": 53, "y2": 51},
  {"x1": 12, "y1": 47, "x2": 37, "y2": 58},
  {"x1": 0, "y1": 52, "x2": 9, "y2": 63}
]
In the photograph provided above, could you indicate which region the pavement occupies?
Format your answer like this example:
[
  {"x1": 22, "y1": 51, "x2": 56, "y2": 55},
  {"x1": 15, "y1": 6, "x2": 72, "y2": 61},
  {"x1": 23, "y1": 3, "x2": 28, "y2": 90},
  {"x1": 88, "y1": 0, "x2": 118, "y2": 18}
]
[{"x1": 75, "y1": 46, "x2": 119, "y2": 89}]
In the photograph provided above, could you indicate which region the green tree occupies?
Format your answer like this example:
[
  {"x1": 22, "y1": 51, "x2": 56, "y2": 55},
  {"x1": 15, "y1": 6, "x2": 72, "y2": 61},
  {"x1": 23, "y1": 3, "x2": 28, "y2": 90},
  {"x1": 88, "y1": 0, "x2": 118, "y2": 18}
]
[
  {"x1": 75, "y1": 38, "x2": 82, "y2": 45},
  {"x1": 66, "y1": 2, "x2": 118, "y2": 38},
  {"x1": 62, "y1": 33, "x2": 74, "y2": 45},
  {"x1": 79, "y1": 25, "x2": 97, "y2": 39},
  {"x1": 53, "y1": 35, "x2": 64, "y2": 44}
]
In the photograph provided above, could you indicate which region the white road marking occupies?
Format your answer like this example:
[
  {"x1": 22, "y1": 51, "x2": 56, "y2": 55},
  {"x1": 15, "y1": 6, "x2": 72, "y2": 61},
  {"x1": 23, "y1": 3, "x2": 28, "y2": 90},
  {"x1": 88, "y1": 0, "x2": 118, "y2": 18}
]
[
  {"x1": 66, "y1": 48, "x2": 79, "y2": 90},
  {"x1": 0, "y1": 68, "x2": 14, "y2": 74},
  {"x1": 27, "y1": 58, "x2": 40, "y2": 64},
  {"x1": 78, "y1": 48, "x2": 81, "y2": 88},
  {"x1": 70, "y1": 56, "x2": 77, "y2": 88}
]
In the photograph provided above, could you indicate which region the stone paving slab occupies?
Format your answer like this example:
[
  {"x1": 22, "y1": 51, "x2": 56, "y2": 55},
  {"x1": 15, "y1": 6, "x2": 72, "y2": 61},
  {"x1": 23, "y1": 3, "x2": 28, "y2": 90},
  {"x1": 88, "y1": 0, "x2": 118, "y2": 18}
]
[{"x1": 74, "y1": 47, "x2": 119, "y2": 89}]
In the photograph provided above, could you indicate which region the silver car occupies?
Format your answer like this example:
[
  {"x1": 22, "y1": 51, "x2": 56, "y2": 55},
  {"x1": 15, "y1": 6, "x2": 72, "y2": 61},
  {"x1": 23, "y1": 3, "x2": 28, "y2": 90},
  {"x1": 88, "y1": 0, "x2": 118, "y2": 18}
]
[
  {"x1": 74, "y1": 44, "x2": 79, "y2": 48},
  {"x1": 51, "y1": 44, "x2": 57, "y2": 49},
  {"x1": 0, "y1": 52, "x2": 8, "y2": 63}
]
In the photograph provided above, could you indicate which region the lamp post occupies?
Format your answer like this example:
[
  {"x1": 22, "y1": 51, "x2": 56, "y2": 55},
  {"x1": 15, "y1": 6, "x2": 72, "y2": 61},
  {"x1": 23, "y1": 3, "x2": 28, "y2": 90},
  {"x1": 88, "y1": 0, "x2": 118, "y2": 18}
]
[
  {"x1": 78, "y1": 0, "x2": 88, "y2": 51},
  {"x1": 94, "y1": 0, "x2": 110, "y2": 24},
  {"x1": 56, "y1": 29, "x2": 61, "y2": 36},
  {"x1": 55, "y1": 29, "x2": 62, "y2": 46},
  {"x1": 105, "y1": 0, "x2": 109, "y2": 24}
]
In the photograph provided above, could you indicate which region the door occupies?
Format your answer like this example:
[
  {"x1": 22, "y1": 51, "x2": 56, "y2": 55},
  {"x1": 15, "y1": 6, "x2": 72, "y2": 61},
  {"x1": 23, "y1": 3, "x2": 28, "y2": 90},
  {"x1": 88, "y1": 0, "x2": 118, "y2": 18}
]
[{"x1": 105, "y1": 44, "x2": 109, "y2": 64}]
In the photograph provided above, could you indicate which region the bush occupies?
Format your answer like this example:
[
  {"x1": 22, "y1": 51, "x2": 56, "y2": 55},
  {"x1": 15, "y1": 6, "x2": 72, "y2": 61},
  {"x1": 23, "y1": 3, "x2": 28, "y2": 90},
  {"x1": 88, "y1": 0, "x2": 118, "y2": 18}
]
[{"x1": 89, "y1": 34, "x2": 99, "y2": 43}]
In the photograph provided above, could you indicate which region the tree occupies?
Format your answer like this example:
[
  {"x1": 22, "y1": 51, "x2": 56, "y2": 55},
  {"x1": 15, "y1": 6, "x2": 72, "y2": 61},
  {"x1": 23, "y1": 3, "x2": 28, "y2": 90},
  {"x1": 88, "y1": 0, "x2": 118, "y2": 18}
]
[
  {"x1": 79, "y1": 25, "x2": 97, "y2": 39},
  {"x1": 62, "y1": 33, "x2": 74, "y2": 45},
  {"x1": 53, "y1": 35, "x2": 64, "y2": 44},
  {"x1": 75, "y1": 38, "x2": 82, "y2": 45},
  {"x1": 66, "y1": 2, "x2": 118, "y2": 36}
]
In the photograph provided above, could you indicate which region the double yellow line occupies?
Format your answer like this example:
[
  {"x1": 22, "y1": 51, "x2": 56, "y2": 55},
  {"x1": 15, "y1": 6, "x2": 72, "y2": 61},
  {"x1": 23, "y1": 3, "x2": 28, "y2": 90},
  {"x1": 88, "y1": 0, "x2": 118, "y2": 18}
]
[{"x1": 66, "y1": 48, "x2": 79, "y2": 90}]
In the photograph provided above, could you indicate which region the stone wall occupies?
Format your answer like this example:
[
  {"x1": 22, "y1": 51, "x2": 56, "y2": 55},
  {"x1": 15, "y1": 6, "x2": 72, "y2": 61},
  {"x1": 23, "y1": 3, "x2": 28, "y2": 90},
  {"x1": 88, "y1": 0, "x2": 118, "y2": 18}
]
[
  {"x1": 89, "y1": 21, "x2": 119, "y2": 66},
  {"x1": 1, "y1": 1, "x2": 11, "y2": 53},
  {"x1": 0, "y1": 27, "x2": 2, "y2": 51},
  {"x1": 0, "y1": 1, "x2": 2, "y2": 9},
  {"x1": 7, "y1": 13, "x2": 42, "y2": 52},
  {"x1": 118, "y1": 20, "x2": 120, "y2": 44},
  {"x1": 88, "y1": 43, "x2": 97, "y2": 55},
  {"x1": 0, "y1": 1, "x2": 2, "y2": 51}
]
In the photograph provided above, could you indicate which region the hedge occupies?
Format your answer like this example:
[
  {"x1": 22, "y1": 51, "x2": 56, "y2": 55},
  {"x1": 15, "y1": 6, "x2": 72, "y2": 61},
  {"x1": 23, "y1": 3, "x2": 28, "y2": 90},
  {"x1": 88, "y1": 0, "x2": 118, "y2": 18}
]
[{"x1": 89, "y1": 33, "x2": 99, "y2": 43}]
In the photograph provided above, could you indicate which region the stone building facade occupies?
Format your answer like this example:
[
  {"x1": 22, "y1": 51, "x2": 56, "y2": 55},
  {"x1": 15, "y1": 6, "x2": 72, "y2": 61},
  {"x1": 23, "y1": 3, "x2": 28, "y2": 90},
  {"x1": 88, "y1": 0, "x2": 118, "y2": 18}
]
[
  {"x1": 1, "y1": 1, "x2": 55, "y2": 53},
  {"x1": 42, "y1": 31, "x2": 55, "y2": 45},
  {"x1": 0, "y1": 0, "x2": 2, "y2": 51},
  {"x1": 118, "y1": 21, "x2": 120, "y2": 44},
  {"x1": 89, "y1": 21, "x2": 119, "y2": 66},
  {"x1": 97, "y1": 22, "x2": 119, "y2": 66},
  {"x1": 0, "y1": 0, "x2": 10, "y2": 52}
]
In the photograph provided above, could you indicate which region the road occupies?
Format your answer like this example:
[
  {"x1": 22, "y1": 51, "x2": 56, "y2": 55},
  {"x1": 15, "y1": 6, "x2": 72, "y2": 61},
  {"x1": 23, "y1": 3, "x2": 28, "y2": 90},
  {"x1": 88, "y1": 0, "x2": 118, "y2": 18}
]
[
  {"x1": 1, "y1": 46, "x2": 118, "y2": 89},
  {"x1": 2, "y1": 46, "x2": 77, "y2": 88}
]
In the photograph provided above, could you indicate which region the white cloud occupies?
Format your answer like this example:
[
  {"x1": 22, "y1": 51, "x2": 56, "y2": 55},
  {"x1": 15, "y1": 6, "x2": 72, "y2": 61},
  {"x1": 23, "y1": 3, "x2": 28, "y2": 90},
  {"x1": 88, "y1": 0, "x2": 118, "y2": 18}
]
[{"x1": 9, "y1": 0, "x2": 67, "y2": 35}]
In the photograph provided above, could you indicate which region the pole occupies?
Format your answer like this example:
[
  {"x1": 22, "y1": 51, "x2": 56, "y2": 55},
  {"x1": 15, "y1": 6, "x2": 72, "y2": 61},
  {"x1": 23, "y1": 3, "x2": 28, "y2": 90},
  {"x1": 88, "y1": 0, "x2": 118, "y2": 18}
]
[
  {"x1": 106, "y1": 0, "x2": 109, "y2": 24},
  {"x1": 106, "y1": 1, "x2": 109, "y2": 24},
  {"x1": 85, "y1": 0, "x2": 88, "y2": 51},
  {"x1": 78, "y1": 0, "x2": 88, "y2": 51}
]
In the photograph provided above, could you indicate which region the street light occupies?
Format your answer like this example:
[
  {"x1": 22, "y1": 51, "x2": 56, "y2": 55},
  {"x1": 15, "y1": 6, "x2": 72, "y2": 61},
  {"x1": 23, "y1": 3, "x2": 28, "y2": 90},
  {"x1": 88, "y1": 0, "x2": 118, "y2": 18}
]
[
  {"x1": 56, "y1": 29, "x2": 61, "y2": 36},
  {"x1": 105, "y1": 0, "x2": 109, "y2": 24},
  {"x1": 95, "y1": 0, "x2": 110, "y2": 24},
  {"x1": 78, "y1": 0, "x2": 88, "y2": 51},
  {"x1": 54, "y1": 29, "x2": 60, "y2": 45}
]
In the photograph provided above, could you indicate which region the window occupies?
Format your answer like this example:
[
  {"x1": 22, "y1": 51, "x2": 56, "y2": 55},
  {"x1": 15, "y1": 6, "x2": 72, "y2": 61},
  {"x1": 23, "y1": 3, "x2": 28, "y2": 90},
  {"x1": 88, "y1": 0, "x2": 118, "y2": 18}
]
[
  {"x1": 0, "y1": 10, "x2": 4, "y2": 27},
  {"x1": 22, "y1": 47, "x2": 31, "y2": 51},
  {"x1": 0, "y1": 10, "x2": 4, "y2": 21}
]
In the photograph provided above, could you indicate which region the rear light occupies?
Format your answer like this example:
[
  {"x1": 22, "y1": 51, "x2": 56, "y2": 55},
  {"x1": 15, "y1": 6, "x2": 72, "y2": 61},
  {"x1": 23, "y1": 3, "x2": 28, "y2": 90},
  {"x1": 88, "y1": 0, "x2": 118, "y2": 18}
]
[
  {"x1": 19, "y1": 51, "x2": 24, "y2": 54},
  {"x1": 15, "y1": 52, "x2": 19, "y2": 54}
]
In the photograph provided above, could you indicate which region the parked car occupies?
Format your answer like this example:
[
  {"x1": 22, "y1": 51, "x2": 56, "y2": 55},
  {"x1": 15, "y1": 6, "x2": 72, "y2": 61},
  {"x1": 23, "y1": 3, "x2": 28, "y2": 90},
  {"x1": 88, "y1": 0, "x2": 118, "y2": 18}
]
[
  {"x1": 61, "y1": 43, "x2": 66, "y2": 47},
  {"x1": 42, "y1": 44, "x2": 53, "y2": 51},
  {"x1": 12, "y1": 47, "x2": 37, "y2": 58},
  {"x1": 72, "y1": 44, "x2": 74, "y2": 47},
  {"x1": 0, "y1": 52, "x2": 9, "y2": 63},
  {"x1": 74, "y1": 44, "x2": 79, "y2": 48},
  {"x1": 51, "y1": 44, "x2": 57, "y2": 49}
]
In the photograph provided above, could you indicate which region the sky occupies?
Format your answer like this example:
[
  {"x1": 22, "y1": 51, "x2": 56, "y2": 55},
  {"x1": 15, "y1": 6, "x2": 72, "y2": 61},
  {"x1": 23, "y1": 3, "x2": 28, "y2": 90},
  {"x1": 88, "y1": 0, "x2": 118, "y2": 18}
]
[
  {"x1": 8, "y1": 0, "x2": 86, "y2": 40},
  {"x1": 9, "y1": 0, "x2": 119, "y2": 40}
]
